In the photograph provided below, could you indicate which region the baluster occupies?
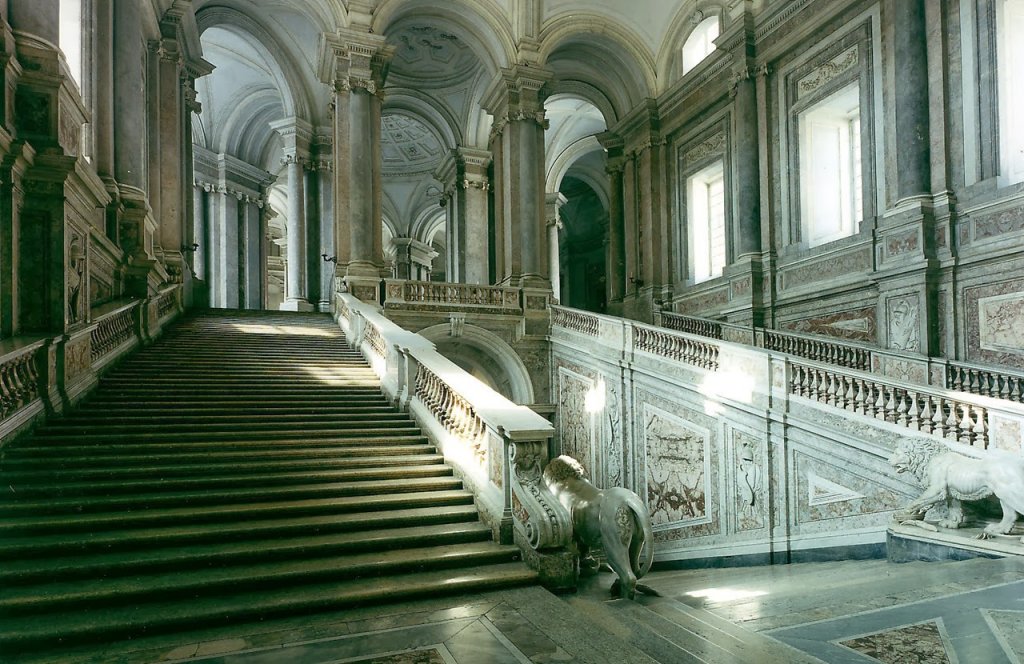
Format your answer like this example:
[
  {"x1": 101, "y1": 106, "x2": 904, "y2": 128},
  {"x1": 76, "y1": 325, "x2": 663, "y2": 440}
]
[
  {"x1": 844, "y1": 377, "x2": 856, "y2": 410},
  {"x1": 907, "y1": 391, "x2": 920, "y2": 430},
  {"x1": 973, "y1": 405, "x2": 988, "y2": 449},
  {"x1": 931, "y1": 397, "x2": 947, "y2": 437},
  {"x1": 884, "y1": 387, "x2": 897, "y2": 422},
  {"x1": 919, "y1": 394, "x2": 933, "y2": 433},
  {"x1": 895, "y1": 390, "x2": 909, "y2": 427},
  {"x1": 854, "y1": 378, "x2": 866, "y2": 414},
  {"x1": 959, "y1": 404, "x2": 975, "y2": 446},
  {"x1": 945, "y1": 401, "x2": 961, "y2": 441}
]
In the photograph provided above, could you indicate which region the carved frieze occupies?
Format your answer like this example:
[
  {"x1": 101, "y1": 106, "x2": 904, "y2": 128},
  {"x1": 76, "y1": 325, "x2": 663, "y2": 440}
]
[
  {"x1": 682, "y1": 132, "x2": 726, "y2": 166},
  {"x1": 797, "y1": 46, "x2": 858, "y2": 98},
  {"x1": 885, "y1": 230, "x2": 919, "y2": 259}
]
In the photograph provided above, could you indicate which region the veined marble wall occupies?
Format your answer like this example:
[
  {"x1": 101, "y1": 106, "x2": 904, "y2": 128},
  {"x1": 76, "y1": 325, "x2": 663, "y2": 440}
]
[{"x1": 549, "y1": 313, "x2": 965, "y2": 564}]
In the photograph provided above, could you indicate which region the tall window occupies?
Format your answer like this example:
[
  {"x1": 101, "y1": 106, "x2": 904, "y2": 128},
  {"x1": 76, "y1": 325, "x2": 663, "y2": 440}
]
[
  {"x1": 799, "y1": 83, "x2": 862, "y2": 247},
  {"x1": 999, "y1": 0, "x2": 1024, "y2": 184},
  {"x1": 688, "y1": 160, "x2": 726, "y2": 282},
  {"x1": 682, "y1": 16, "x2": 721, "y2": 76},
  {"x1": 59, "y1": 0, "x2": 83, "y2": 89}
]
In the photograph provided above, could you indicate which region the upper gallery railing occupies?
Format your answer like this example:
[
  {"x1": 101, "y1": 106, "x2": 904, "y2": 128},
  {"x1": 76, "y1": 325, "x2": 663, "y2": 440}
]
[
  {"x1": 383, "y1": 279, "x2": 522, "y2": 312},
  {"x1": 658, "y1": 310, "x2": 1024, "y2": 402},
  {"x1": 553, "y1": 305, "x2": 1024, "y2": 452},
  {"x1": 336, "y1": 292, "x2": 572, "y2": 586}
]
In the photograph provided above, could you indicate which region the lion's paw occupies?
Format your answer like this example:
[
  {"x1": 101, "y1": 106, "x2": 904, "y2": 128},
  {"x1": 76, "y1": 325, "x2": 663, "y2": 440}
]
[
  {"x1": 937, "y1": 518, "x2": 963, "y2": 529},
  {"x1": 985, "y1": 523, "x2": 1012, "y2": 536}
]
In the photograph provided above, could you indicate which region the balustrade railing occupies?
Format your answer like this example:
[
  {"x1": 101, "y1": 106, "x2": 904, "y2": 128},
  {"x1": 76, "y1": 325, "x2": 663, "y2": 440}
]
[
  {"x1": 90, "y1": 303, "x2": 138, "y2": 363},
  {"x1": 763, "y1": 329, "x2": 872, "y2": 371},
  {"x1": 660, "y1": 311, "x2": 723, "y2": 340},
  {"x1": 551, "y1": 307, "x2": 599, "y2": 337},
  {"x1": 633, "y1": 324, "x2": 720, "y2": 371},
  {"x1": 790, "y1": 361, "x2": 990, "y2": 449},
  {"x1": 947, "y1": 361, "x2": 1024, "y2": 403},
  {"x1": 0, "y1": 344, "x2": 43, "y2": 420},
  {"x1": 335, "y1": 291, "x2": 572, "y2": 585},
  {"x1": 157, "y1": 289, "x2": 177, "y2": 320},
  {"x1": 385, "y1": 279, "x2": 521, "y2": 310}
]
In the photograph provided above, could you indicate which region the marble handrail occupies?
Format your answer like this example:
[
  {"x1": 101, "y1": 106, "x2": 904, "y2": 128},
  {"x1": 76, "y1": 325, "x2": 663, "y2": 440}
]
[
  {"x1": 335, "y1": 292, "x2": 569, "y2": 555},
  {"x1": 633, "y1": 322, "x2": 721, "y2": 371},
  {"x1": 156, "y1": 287, "x2": 179, "y2": 321},
  {"x1": 659, "y1": 311, "x2": 725, "y2": 340},
  {"x1": 551, "y1": 307, "x2": 599, "y2": 337},
  {"x1": 762, "y1": 328, "x2": 873, "y2": 371}
]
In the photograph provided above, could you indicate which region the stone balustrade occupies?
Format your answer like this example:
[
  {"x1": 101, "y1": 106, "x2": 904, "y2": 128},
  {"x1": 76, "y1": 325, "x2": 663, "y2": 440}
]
[
  {"x1": 947, "y1": 361, "x2": 1024, "y2": 403},
  {"x1": 763, "y1": 329, "x2": 872, "y2": 371},
  {"x1": 660, "y1": 311, "x2": 724, "y2": 340},
  {"x1": 0, "y1": 341, "x2": 44, "y2": 421},
  {"x1": 157, "y1": 288, "x2": 180, "y2": 321},
  {"x1": 551, "y1": 307, "x2": 599, "y2": 337},
  {"x1": 383, "y1": 279, "x2": 521, "y2": 312},
  {"x1": 90, "y1": 302, "x2": 139, "y2": 363},
  {"x1": 633, "y1": 323, "x2": 721, "y2": 371},
  {"x1": 335, "y1": 292, "x2": 573, "y2": 588}
]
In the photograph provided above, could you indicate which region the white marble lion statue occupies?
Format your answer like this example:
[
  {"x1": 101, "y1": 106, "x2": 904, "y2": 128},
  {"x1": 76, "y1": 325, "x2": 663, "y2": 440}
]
[
  {"x1": 889, "y1": 437, "x2": 1024, "y2": 541},
  {"x1": 542, "y1": 455, "x2": 654, "y2": 598}
]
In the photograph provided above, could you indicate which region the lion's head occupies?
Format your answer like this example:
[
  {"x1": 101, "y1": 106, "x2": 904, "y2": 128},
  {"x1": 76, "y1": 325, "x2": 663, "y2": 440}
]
[
  {"x1": 543, "y1": 455, "x2": 587, "y2": 486},
  {"x1": 889, "y1": 438, "x2": 944, "y2": 481}
]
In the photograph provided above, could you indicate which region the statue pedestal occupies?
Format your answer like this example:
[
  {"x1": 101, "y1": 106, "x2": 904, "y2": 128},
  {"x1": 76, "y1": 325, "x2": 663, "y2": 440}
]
[{"x1": 887, "y1": 522, "x2": 1024, "y2": 563}]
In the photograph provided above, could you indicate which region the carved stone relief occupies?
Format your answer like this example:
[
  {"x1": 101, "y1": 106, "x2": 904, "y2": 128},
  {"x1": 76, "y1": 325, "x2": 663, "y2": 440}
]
[
  {"x1": 603, "y1": 380, "x2": 623, "y2": 489},
  {"x1": 682, "y1": 132, "x2": 726, "y2": 166},
  {"x1": 974, "y1": 203, "x2": 1024, "y2": 240},
  {"x1": 781, "y1": 248, "x2": 872, "y2": 290},
  {"x1": 797, "y1": 46, "x2": 858, "y2": 97},
  {"x1": 887, "y1": 295, "x2": 921, "y2": 352},
  {"x1": 66, "y1": 231, "x2": 86, "y2": 326},
  {"x1": 64, "y1": 337, "x2": 91, "y2": 382}
]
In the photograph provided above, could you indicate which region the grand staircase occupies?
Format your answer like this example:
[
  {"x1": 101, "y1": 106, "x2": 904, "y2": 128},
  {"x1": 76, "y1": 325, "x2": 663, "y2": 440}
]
[{"x1": 0, "y1": 311, "x2": 536, "y2": 659}]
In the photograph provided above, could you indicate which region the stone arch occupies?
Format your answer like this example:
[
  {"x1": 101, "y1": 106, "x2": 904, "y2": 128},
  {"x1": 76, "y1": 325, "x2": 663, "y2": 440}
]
[
  {"x1": 656, "y1": 1, "x2": 727, "y2": 84},
  {"x1": 418, "y1": 324, "x2": 535, "y2": 404},
  {"x1": 195, "y1": 7, "x2": 314, "y2": 122},
  {"x1": 539, "y1": 13, "x2": 656, "y2": 113},
  {"x1": 372, "y1": 0, "x2": 516, "y2": 74},
  {"x1": 383, "y1": 89, "x2": 463, "y2": 149}
]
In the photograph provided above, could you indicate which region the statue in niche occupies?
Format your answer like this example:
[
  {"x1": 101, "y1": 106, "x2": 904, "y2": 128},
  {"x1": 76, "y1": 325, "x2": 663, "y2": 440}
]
[
  {"x1": 889, "y1": 438, "x2": 1024, "y2": 541},
  {"x1": 67, "y1": 236, "x2": 85, "y2": 324},
  {"x1": 543, "y1": 455, "x2": 656, "y2": 599}
]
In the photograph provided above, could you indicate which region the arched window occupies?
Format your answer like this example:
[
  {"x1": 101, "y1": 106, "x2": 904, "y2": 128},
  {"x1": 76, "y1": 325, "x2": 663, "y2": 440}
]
[
  {"x1": 59, "y1": 0, "x2": 83, "y2": 89},
  {"x1": 681, "y1": 16, "x2": 721, "y2": 76},
  {"x1": 999, "y1": 0, "x2": 1024, "y2": 184}
]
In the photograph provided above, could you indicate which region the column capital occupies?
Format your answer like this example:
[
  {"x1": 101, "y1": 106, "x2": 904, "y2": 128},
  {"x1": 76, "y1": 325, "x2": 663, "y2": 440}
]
[
  {"x1": 317, "y1": 29, "x2": 394, "y2": 98},
  {"x1": 481, "y1": 64, "x2": 554, "y2": 130},
  {"x1": 270, "y1": 117, "x2": 313, "y2": 158}
]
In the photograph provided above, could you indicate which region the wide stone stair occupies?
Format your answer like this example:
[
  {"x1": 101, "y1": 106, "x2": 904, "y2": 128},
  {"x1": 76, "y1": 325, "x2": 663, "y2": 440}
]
[{"x1": 0, "y1": 311, "x2": 535, "y2": 659}]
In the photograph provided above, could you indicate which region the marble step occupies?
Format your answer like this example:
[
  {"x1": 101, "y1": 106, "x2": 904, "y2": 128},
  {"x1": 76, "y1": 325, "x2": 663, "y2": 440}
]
[
  {"x1": 1, "y1": 451, "x2": 443, "y2": 477},
  {"x1": 0, "y1": 562, "x2": 538, "y2": 655},
  {"x1": 0, "y1": 444, "x2": 436, "y2": 466},
  {"x1": 5, "y1": 434, "x2": 430, "y2": 456},
  {"x1": 0, "y1": 488, "x2": 475, "y2": 535},
  {"x1": 0, "y1": 475, "x2": 465, "y2": 515},
  {"x1": 0, "y1": 503, "x2": 483, "y2": 559},
  {"x1": 36, "y1": 417, "x2": 414, "y2": 435},
  {"x1": 69, "y1": 404, "x2": 399, "y2": 417},
  {"x1": 2, "y1": 463, "x2": 455, "y2": 497},
  {"x1": 0, "y1": 540, "x2": 522, "y2": 616},
  {"x1": 50, "y1": 410, "x2": 409, "y2": 426},
  {"x1": 0, "y1": 521, "x2": 494, "y2": 586},
  {"x1": 29, "y1": 425, "x2": 423, "y2": 444},
  {"x1": 82, "y1": 393, "x2": 390, "y2": 405}
]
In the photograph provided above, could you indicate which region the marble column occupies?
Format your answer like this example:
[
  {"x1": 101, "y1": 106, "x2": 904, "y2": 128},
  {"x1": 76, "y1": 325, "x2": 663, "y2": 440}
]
[
  {"x1": 242, "y1": 197, "x2": 263, "y2": 310},
  {"x1": 192, "y1": 184, "x2": 206, "y2": 281},
  {"x1": 271, "y1": 117, "x2": 313, "y2": 311},
  {"x1": 599, "y1": 133, "x2": 626, "y2": 306},
  {"x1": 732, "y1": 68, "x2": 762, "y2": 257},
  {"x1": 112, "y1": 0, "x2": 146, "y2": 194},
  {"x1": 9, "y1": 0, "x2": 57, "y2": 44},
  {"x1": 153, "y1": 38, "x2": 186, "y2": 268},
  {"x1": 281, "y1": 153, "x2": 311, "y2": 311},
  {"x1": 546, "y1": 193, "x2": 566, "y2": 302},
  {"x1": 318, "y1": 30, "x2": 393, "y2": 299},
  {"x1": 482, "y1": 65, "x2": 553, "y2": 289},
  {"x1": 436, "y1": 148, "x2": 492, "y2": 284},
  {"x1": 893, "y1": 0, "x2": 931, "y2": 199},
  {"x1": 311, "y1": 150, "x2": 334, "y2": 311},
  {"x1": 93, "y1": 0, "x2": 114, "y2": 178}
]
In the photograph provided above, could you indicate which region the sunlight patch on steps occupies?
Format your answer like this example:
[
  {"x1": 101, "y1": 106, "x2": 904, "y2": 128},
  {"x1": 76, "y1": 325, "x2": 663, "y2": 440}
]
[
  {"x1": 230, "y1": 323, "x2": 337, "y2": 338},
  {"x1": 301, "y1": 365, "x2": 381, "y2": 386},
  {"x1": 686, "y1": 587, "x2": 768, "y2": 603}
]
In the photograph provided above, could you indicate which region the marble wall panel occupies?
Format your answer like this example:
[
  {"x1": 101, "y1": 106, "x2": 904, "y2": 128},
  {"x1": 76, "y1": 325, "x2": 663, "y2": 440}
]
[
  {"x1": 732, "y1": 430, "x2": 768, "y2": 532},
  {"x1": 965, "y1": 278, "x2": 1024, "y2": 368},
  {"x1": 886, "y1": 294, "x2": 922, "y2": 352},
  {"x1": 781, "y1": 306, "x2": 877, "y2": 343},
  {"x1": 556, "y1": 366, "x2": 593, "y2": 475},
  {"x1": 644, "y1": 403, "x2": 711, "y2": 530},
  {"x1": 794, "y1": 451, "x2": 903, "y2": 524}
]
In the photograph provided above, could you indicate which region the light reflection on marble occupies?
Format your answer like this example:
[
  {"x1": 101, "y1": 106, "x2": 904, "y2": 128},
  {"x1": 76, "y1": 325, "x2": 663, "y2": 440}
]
[
  {"x1": 838, "y1": 620, "x2": 953, "y2": 664},
  {"x1": 343, "y1": 648, "x2": 447, "y2": 664},
  {"x1": 983, "y1": 609, "x2": 1024, "y2": 662}
]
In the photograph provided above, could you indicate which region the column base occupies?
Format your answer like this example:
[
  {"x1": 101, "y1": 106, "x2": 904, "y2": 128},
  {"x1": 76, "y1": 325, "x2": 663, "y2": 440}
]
[{"x1": 279, "y1": 299, "x2": 315, "y2": 312}]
